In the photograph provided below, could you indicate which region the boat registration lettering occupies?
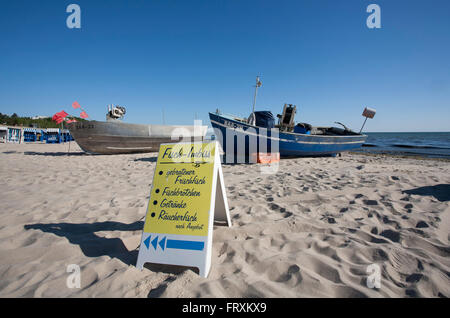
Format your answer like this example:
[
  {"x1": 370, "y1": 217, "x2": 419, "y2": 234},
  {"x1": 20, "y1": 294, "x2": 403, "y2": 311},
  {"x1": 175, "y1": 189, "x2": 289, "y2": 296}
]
[
  {"x1": 74, "y1": 123, "x2": 94, "y2": 129},
  {"x1": 223, "y1": 120, "x2": 245, "y2": 130}
]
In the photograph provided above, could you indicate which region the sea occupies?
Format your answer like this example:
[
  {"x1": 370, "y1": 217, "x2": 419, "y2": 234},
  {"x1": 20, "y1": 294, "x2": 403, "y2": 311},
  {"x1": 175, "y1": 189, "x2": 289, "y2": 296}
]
[{"x1": 355, "y1": 132, "x2": 450, "y2": 159}]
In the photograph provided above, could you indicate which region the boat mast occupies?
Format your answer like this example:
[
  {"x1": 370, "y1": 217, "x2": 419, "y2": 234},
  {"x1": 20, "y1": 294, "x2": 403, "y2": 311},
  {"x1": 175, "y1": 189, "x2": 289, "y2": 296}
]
[{"x1": 252, "y1": 76, "x2": 262, "y2": 114}]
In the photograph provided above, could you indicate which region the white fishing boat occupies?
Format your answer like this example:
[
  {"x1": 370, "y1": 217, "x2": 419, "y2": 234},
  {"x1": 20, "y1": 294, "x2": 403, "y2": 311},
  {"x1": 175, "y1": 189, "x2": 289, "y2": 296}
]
[{"x1": 67, "y1": 105, "x2": 207, "y2": 154}]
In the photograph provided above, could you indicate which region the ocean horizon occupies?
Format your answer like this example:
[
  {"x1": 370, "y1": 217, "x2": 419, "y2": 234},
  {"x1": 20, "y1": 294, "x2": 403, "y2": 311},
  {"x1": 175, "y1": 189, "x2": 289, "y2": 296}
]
[{"x1": 356, "y1": 131, "x2": 450, "y2": 159}]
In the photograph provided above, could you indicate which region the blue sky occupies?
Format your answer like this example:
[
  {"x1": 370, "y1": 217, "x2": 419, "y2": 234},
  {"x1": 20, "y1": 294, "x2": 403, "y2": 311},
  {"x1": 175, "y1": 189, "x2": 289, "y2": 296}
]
[{"x1": 1, "y1": 0, "x2": 449, "y2": 132}]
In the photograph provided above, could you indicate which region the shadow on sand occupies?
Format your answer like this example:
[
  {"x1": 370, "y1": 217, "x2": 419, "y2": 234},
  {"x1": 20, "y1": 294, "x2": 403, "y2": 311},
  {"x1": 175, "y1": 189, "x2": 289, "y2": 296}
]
[
  {"x1": 24, "y1": 221, "x2": 144, "y2": 266},
  {"x1": 133, "y1": 157, "x2": 158, "y2": 163},
  {"x1": 2, "y1": 151, "x2": 19, "y2": 154},
  {"x1": 24, "y1": 151, "x2": 86, "y2": 156},
  {"x1": 403, "y1": 184, "x2": 450, "y2": 202}
]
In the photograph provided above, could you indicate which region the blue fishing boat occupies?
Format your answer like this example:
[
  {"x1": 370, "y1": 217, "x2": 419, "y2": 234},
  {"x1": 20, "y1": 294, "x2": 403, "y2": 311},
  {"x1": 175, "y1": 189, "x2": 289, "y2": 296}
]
[{"x1": 209, "y1": 77, "x2": 372, "y2": 162}]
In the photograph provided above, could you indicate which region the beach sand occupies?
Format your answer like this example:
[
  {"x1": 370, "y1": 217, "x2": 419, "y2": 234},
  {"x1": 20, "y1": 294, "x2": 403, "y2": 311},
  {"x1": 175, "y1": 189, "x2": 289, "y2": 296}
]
[{"x1": 0, "y1": 142, "x2": 449, "y2": 298}]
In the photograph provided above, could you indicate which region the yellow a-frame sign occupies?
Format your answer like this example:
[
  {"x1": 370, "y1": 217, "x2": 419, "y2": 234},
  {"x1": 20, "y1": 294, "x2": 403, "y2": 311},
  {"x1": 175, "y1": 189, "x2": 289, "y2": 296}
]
[{"x1": 136, "y1": 141, "x2": 231, "y2": 277}]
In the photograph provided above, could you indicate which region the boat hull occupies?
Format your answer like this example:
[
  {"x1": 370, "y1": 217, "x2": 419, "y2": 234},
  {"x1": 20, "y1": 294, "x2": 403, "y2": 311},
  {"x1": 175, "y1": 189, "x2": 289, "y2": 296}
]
[
  {"x1": 67, "y1": 120, "x2": 207, "y2": 155},
  {"x1": 209, "y1": 112, "x2": 367, "y2": 160}
]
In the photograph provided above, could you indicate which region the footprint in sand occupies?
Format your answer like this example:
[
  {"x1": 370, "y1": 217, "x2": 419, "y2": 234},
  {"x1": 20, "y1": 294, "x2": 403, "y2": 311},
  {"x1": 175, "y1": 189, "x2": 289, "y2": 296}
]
[
  {"x1": 415, "y1": 221, "x2": 429, "y2": 228},
  {"x1": 363, "y1": 199, "x2": 378, "y2": 206},
  {"x1": 269, "y1": 203, "x2": 293, "y2": 218},
  {"x1": 379, "y1": 229, "x2": 401, "y2": 243},
  {"x1": 406, "y1": 273, "x2": 423, "y2": 283},
  {"x1": 327, "y1": 217, "x2": 336, "y2": 224},
  {"x1": 268, "y1": 263, "x2": 302, "y2": 284}
]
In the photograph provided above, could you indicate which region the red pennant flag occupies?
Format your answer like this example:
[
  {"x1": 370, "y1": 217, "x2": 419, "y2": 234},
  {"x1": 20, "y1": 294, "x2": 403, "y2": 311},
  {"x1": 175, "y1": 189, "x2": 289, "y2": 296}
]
[
  {"x1": 54, "y1": 110, "x2": 68, "y2": 119},
  {"x1": 72, "y1": 101, "x2": 81, "y2": 109},
  {"x1": 52, "y1": 110, "x2": 69, "y2": 124},
  {"x1": 80, "y1": 111, "x2": 89, "y2": 119}
]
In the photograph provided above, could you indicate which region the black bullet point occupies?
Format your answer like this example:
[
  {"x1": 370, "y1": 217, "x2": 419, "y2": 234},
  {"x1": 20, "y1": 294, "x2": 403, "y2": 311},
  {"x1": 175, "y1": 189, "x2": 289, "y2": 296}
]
[
  {"x1": 153, "y1": 200, "x2": 157, "y2": 205},
  {"x1": 159, "y1": 171, "x2": 163, "y2": 175},
  {"x1": 151, "y1": 212, "x2": 155, "y2": 217},
  {"x1": 155, "y1": 189, "x2": 160, "y2": 193}
]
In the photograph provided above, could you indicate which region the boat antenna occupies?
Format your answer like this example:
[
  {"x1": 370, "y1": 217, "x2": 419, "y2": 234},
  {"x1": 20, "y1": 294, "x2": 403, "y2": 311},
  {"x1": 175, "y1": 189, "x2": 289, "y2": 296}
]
[{"x1": 252, "y1": 75, "x2": 262, "y2": 114}]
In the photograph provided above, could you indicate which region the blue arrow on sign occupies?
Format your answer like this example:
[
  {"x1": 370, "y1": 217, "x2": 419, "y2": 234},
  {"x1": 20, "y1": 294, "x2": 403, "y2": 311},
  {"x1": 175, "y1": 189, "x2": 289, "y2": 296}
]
[
  {"x1": 151, "y1": 236, "x2": 158, "y2": 250},
  {"x1": 143, "y1": 235, "x2": 151, "y2": 249},
  {"x1": 167, "y1": 238, "x2": 204, "y2": 251},
  {"x1": 145, "y1": 236, "x2": 205, "y2": 252},
  {"x1": 158, "y1": 236, "x2": 166, "y2": 251}
]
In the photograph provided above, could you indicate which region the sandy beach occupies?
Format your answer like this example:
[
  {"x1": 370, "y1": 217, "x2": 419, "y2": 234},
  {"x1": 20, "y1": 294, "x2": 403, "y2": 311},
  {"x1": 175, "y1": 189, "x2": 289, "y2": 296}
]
[{"x1": 0, "y1": 142, "x2": 449, "y2": 298}]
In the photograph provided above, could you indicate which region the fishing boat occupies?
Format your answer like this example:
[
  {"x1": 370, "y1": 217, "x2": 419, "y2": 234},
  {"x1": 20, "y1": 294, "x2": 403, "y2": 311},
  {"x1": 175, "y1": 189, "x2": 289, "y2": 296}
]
[
  {"x1": 209, "y1": 77, "x2": 373, "y2": 162},
  {"x1": 67, "y1": 105, "x2": 207, "y2": 154}
]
